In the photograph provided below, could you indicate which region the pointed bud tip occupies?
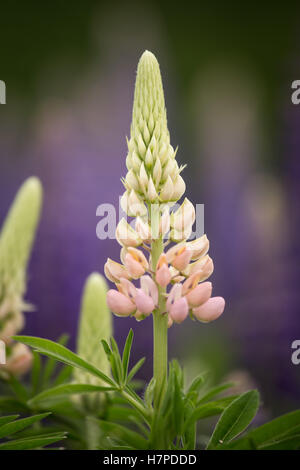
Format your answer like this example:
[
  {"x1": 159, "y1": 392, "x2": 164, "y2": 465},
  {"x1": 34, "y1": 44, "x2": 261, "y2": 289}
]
[
  {"x1": 85, "y1": 272, "x2": 107, "y2": 291},
  {"x1": 23, "y1": 177, "x2": 43, "y2": 199}
]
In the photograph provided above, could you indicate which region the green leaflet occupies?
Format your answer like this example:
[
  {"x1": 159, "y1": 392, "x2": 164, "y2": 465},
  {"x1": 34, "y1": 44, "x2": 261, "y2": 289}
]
[{"x1": 207, "y1": 390, "x2": 260, "y2": 449}]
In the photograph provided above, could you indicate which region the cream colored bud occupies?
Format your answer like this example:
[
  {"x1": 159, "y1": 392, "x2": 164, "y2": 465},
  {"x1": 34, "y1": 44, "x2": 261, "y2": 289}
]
[
  {"x1": 125, "y1": 169, "x2": 139, "y2": 191},
  {"x1": 147, "y1": 176, "x2": 159, "y2": 202},
  {"x1": 172, "y1": 174, "x2": 186, "y2": 201},
  {"x1": 171, "y1": 198, "x2": 195, "y2": 232},
  {"x1": 158, "y1": 142, "x2": 169, "y2": 166},
  {"x1": 143, "y1": 122, "x2": 150, "y2": 144},
  {"x1": 139, "y1": 162, "x2": 148, "y2": 193},
  {"x1": 153, "y1": 157, "x2": 162, "y2": 187},
  {"x1": 135, "y1": 216, "x2": 151, "y2": 242},
  {"x1": 186, "y1": 235, "x2": 209, "y2": 260},
  {"x1": 160, "y1": 175, "x2": 174, "y2": 201},
  {"x1": 160, "y1": 206, "x2": 170, "y2": 236},
  {"x1": 116, "y1": 218, "x2": 142, "y2": 247},
  {"x1": 145, "y1": 148, "x2": 153, "y2": 168},
  {"x1": 170, "y1": 226, "x2": 192, "y2": 243},
  {"x1": 137, "y1": 134, "x2": 146, "y2": 157},
  {"x1": 131, "y1": 151, "x2": 142, "y2": 173},
  {"x1": 128, "y1": 190, "x2": 147, "y2": 217}
]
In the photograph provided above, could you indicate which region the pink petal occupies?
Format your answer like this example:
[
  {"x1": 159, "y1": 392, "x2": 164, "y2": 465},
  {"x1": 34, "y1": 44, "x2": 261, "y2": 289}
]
[
  {"x1": 135, "y1": 289, "x2": 155, "y2": 315},
  {"x1": 107, "y1": 290, "x2": 136, "y2": 316},
  {"x1": 166, "y1": 283, "x2": 183, "y2": 312},
  {"x1": 186, "y1": 282, "x2": 212, "y2": 308},
  {"x1": 156, "y1": 264, "x2": 171, "y2": 287},
  {"x1": 170, "y1": 297, "x2": 189, "y2": 324},
  {"x1": 124, "y1": 253, "x2": 145, "y2": 279},
  {"x1": 192, "y1": 297, "x2": 225, "y2": 323},
  {"x1": 140, "y1": 275, "x2": 158, "y2": 306}
]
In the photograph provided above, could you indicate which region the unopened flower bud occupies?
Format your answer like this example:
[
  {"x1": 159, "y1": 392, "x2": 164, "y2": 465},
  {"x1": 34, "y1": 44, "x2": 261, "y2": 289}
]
[
  {"x1": 147, "y1": 177, "x2": 159, "y2": 202},
  {"x1": 125, "y1": 169, "x2": 140, "y2": 191},
  {"x1": 135, "y1": 217, "x2": 151, "y2": 242},
  {"x1": 139, "y1": 163, "x2": 148, "y2": 194},
  {"x1": 116, "y1": 218, "x2": 142, "y2": 247},
  {"x1": 155, "y1": 254, "x2": 171, "y2": 287},
  {"x1": 171, "y1": 174, "x2": 186, "y2": 201},
  {"x1": 160, "y1": 207, "x2": 170, "y2": 237},
  {"x1": 171, "y1": 198, "x2": 195, "y2": 232},
  {"x1": 160, "y1": 175, "x2": 174, "y2": 201}
]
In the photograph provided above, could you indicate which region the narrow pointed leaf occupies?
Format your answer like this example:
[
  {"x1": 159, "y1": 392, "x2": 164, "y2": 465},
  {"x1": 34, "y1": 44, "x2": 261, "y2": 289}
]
[{"x1": 207, "y1": 390, "x2": 259, "y2": 449}]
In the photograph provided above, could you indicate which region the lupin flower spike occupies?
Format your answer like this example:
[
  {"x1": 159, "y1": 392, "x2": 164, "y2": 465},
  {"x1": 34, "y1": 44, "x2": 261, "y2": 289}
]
[{"x1": 104, "y1": 51, "x2": 225, "y2": 334}]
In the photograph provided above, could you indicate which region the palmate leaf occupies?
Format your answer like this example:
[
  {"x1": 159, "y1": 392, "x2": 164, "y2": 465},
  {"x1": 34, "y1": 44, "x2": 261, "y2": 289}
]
[
  {"x1": 207, "y1": 390, "x2": 259, "y2": 449},
  {"x1": 13, "y1": 336, "x2": 115, "y2": 387}
]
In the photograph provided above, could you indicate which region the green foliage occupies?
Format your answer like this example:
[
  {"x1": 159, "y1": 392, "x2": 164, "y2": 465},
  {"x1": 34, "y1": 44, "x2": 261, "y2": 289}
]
[
  {"x1": 0, "y1": 412, "x2": 66, "y2": 450},
  {"x1": 207, "y1": 390, "x2": 259, "y2": 449},
  {"x1": 3, "y1": 330, "x2": 299, "y2": 450}
]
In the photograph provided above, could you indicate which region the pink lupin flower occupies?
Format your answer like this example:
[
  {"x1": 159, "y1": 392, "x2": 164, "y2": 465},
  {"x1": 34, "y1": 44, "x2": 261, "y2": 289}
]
[
  {"x1": 140, "y1": 275, "x2": 158, "y2": 306},
  {"x1": 104, "y1": 258, "x2": 131, "y2": 282},
  {"x1": 166, "y1": 284, "x2": 189, "y2": 324},
  {"x1": 107, "y1": 290, "x2": 136, "y2": 316},
  {"x1": 166, "y1": 243, "x2": 192, "y2": 271},
  {"x1": 182, "y1": 255, "x2": 214, "y2": 281},
  {"x1": 192, "y1": 297, "x2": 225, "y2": 323},
  {"x1": 124, "y1": 247, "x2": 149, "y2": 279},
  {"x1": 186, "y1": 234, "x2": 209, "y2": 260},
  {"x1": 134, "y1": 276, "x2": 158, "y2": 318},
  {"x1": 185, "y1": 281, "x2": 212, "y2": 308},
  {"x1": 155, "y1": 254, "x2": 172, "y2": 287}
]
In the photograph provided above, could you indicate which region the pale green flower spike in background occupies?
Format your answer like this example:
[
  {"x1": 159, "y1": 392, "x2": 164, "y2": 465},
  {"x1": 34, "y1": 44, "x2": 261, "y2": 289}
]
[
  {"x1": 74, "y1": 273, "x2": 112, "y2": 410},
  {"x1": 0, "y1": 177, "x2": 42, "y2": 377}
]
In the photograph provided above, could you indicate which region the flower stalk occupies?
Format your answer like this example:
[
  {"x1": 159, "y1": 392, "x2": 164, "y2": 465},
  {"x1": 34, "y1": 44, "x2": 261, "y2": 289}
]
[{"x1": 104, "y1": 50, "x2": 225, "y2": 409}]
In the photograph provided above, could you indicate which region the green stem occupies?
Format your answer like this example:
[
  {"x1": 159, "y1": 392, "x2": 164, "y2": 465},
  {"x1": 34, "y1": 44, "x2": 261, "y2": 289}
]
[{"x1": 150, "y1": 204, "x2": 168, "y2": 406}]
